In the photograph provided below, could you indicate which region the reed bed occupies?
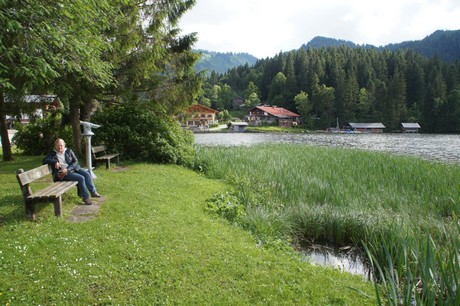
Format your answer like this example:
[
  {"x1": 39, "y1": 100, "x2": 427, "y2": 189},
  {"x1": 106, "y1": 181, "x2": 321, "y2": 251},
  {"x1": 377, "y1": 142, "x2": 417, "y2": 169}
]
[{"x1": 194, "y1": 143, "x2": 460, "y2": 305}]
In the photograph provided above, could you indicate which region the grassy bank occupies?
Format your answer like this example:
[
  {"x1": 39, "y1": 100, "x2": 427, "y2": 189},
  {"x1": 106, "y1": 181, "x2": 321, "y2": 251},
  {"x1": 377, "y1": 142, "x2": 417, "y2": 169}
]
[
  {"x1": 245, "y1": 126, "x2": 306, "y2": 133},
  {"x1": 0, "y1": 155, "x2": 375, "y2": 305},
  {"x1": 193, "y1": 144, "x2": 460, "y2": 304}
]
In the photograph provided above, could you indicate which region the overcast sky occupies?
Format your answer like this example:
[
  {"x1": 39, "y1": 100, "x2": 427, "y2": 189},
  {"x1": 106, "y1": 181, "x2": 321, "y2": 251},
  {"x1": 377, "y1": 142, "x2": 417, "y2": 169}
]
[{"x1": 179, "y1": 0, "x2": 460, "y2": 58}]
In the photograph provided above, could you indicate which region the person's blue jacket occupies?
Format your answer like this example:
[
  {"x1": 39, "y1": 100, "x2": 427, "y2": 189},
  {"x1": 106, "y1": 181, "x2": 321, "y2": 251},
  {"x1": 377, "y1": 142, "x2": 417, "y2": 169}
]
[{"x1": 43, "y1": 148, "x2": 81, "y2": 181}]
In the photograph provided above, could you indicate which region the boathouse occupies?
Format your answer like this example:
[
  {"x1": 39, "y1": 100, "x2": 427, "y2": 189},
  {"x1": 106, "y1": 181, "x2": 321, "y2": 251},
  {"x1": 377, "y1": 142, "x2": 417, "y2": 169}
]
[
  {"x1": 401, "y1": 123, "x2": 421, "y2": 133},
  {"x1": 349, "y1": 123, "x2": 386, "y2": 133}
]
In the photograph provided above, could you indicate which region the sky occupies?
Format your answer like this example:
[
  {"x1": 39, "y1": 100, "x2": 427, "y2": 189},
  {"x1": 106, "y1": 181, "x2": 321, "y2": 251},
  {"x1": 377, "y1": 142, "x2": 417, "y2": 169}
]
[{"x1": 179, "y1": 0, "x2": 460, "y2": 59}]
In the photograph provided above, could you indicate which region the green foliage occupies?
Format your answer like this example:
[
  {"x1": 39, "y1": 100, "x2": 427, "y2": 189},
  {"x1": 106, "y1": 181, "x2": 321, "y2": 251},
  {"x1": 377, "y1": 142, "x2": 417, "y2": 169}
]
[
  {"x1": 206, "y1": 192, "x2": 245, "y2": 223},
  {"x1": 92, "y1": 104, "x2": 195, "y2": 166},
  {"x1": 12, "y1": 113, "x2": 72, "y2": 155}
]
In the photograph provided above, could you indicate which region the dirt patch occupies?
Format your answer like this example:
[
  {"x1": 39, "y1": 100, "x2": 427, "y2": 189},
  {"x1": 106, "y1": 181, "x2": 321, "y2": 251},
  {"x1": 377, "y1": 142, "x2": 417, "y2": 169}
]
[{"x1": 66, "y1": 195, "x2": 106, "y2": 223}]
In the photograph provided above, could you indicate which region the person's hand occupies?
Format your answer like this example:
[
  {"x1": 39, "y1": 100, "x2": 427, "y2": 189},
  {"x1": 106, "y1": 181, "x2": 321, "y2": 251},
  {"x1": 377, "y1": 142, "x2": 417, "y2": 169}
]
[{"x1": 55, "y1": 162, "x2": 61, "y2": 169}]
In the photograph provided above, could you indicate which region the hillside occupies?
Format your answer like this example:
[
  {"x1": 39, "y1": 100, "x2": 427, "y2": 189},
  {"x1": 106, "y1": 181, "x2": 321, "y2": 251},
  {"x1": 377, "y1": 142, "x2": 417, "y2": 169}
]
[
  {"x1": 194, "y1": 30, "x2": 459, "y2": 74},
  {"x1": 194, "y1": 50, "x2": 258, "y2": 74},
  {"x1": 301, "y1": 30, "x2": 460, "y2": 62},
  {"x1": 383, "y1": 30, "x2": 460, "y2": 62}
]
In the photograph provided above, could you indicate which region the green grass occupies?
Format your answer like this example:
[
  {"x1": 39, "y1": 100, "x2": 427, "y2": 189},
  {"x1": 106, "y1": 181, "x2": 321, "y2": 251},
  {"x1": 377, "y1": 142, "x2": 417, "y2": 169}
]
[
  {"x1": 0, "y1": 154, "x2": 375, "y2": 305},
  {"x1": 193, "y1": 143, "x2": 460, "y2": 305}
]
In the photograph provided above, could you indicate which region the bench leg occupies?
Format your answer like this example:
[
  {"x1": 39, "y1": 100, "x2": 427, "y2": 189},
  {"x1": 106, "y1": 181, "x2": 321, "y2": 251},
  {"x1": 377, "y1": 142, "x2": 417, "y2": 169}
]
[
  {"x1": 25, "y1": 199, "x2": 36, "y2": 221},
  {"x1": 106, "y1": 160, "x2": 110, "y2": 170},
  {"x1": 53, "y1": 196, "x2": 63, "y2": 217}
]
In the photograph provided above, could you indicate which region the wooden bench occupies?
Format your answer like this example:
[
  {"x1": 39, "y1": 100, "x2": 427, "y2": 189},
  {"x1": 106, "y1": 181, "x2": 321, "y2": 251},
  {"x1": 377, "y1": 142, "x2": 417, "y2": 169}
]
[
  {"x1": 16, "y1": 164, "x2": 78, "y2": 220},
  {"x1": 92, "y1": 145, "x2": 120, "y2": 170}
]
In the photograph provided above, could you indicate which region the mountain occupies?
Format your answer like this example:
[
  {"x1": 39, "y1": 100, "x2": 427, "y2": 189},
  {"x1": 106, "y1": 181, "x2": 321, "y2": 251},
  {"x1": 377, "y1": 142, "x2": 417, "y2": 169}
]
[
  {"x1": 302, "y1": 30, "x2": 460, "y2": 62},
  {"x1": 195, "y1": 30, "x2": 459, "y2": 73},
  {"x1": 383, "y1": 30, "x2": 460, "y2": 62},
  {"x1": 194, "y1": 50, "x2": 258, "y2": 74},
  {"x1": 302, "y1": 36, "x2": 358, "y2": 49}
]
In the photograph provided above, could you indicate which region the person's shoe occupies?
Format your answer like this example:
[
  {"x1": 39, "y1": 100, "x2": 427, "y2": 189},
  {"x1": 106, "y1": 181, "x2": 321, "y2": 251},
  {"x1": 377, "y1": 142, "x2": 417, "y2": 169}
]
[
  {"x1": 83, "y1": 198, "x2": 93, "y2": 205},
  {"x1": 91, "y1": 192, "x2": 101, "y2": 198}
]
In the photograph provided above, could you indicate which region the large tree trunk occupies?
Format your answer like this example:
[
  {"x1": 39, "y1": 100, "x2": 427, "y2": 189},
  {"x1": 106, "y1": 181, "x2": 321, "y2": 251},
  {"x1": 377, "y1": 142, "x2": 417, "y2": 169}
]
[
  {"x1": 81, "y1": 97, "x2": 92, "y2": 122},
  {"x1": 0, "y1": 92, "x2": 13, "y2": 161},
  {"x1": 69, "y1": 95, "x2": 82, "y2": 156}
]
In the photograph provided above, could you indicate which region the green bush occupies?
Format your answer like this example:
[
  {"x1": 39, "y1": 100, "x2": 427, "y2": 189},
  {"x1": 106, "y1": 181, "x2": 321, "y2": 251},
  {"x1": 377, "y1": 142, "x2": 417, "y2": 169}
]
[
  {"x1": 206, "y1": 192, "x2": 245, "y2": 223},
  {"x1": 92, "y1": 104, "x2": 195, "y2": 165},
  {"x1": 12, "y1": 113, "x2": 72, "y2": 155}
]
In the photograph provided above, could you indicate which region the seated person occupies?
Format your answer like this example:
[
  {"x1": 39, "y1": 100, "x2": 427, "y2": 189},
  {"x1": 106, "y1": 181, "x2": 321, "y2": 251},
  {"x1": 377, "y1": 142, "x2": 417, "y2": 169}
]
[{"x1": 43, "y1": 138, "x2": 101, "y2": 205}]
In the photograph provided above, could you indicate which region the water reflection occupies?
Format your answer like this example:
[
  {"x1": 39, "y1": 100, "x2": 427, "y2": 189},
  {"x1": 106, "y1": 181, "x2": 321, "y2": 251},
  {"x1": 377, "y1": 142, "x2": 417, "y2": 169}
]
[
  {"x1": 195, "y1": 133, "x2": 460, "y2": 164},
  {"x1": 299, "y1": 245, "x2": 371, "y2": 279}
]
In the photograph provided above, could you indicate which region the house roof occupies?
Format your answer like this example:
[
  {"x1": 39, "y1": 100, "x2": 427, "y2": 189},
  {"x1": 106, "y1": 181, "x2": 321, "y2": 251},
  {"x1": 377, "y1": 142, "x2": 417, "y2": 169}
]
[
  {"x1": 252, "y1": 106, "x2": 300, "y2": 119},
  {"x1": 187, "y1": 104, "x2": 218, "y2": 114},
  {"x1": 349, "y1": 123, "x2": 386, "y2": 129},
  {"x1": 401, "y1": 123, "x2": 421, "y2": 129}
]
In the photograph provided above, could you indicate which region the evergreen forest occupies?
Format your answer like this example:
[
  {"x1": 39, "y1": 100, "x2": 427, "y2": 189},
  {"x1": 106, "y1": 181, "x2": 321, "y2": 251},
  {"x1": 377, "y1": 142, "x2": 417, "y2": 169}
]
[{"x1": 202, "y1": 46, "x2": 460, "y2": 132}]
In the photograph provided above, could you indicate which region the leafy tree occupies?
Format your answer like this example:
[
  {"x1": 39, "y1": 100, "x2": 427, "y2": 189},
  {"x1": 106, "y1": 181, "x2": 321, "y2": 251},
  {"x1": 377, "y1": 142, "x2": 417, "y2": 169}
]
[
  {"x1": 269, "y1": 72, "x2": 287, "y2": 106},
  {"x1": 294, "y1": 91, "x2": 311, "y2": 128},
  {"x1": 246, "y1": 92, "x2": 261, "y2": 109},
  {"x1": 0, "y1": 1, "x2": 111, "y2": 160},
  {"x1": 209, "y1": 85, "x2": 222, "y2": 109},
  {"x1": 314, "y1": 85, "x2": 336, "y2": 128}
]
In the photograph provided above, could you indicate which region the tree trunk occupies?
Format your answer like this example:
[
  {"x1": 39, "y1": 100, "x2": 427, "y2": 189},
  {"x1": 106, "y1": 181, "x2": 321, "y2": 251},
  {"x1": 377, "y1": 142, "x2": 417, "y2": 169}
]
[
  {"x1": 0, "y1": 92, "x2": 13, "y2": 161},
  {"x1": 81, "y1": 97, "x2": 92, "y2": 122},
  {"x1": 69, "y1": 95, "x2": 82, "y2": 156}
]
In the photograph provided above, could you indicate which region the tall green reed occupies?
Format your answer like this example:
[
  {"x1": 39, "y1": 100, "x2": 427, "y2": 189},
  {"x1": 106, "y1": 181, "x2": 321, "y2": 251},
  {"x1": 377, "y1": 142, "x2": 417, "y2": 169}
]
[{"x1": 194, "y1": 143, "x2": 460, "y2": 304}]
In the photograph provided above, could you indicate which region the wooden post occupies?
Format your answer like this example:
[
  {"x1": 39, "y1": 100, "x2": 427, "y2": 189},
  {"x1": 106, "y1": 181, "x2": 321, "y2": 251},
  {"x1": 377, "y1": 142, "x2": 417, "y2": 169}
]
[
  {"x1": 16, "y1": 169, "x2": 35, "y2": 220},
  {"x1": 53, "y1": 196, "x2": 63, "y2": 217}
]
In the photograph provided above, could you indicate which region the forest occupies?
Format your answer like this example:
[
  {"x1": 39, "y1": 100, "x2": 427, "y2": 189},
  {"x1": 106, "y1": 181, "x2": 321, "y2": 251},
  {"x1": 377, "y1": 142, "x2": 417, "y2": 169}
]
[{"x1": 202, "y1": 46, "x2": 460, "y2": 132}]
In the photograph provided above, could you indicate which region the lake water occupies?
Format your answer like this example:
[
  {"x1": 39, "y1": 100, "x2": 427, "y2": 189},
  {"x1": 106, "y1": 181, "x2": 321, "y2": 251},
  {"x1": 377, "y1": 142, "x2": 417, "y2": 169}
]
[{"x1": 195, "y1": 132, "x2": 460, "y2": 164}]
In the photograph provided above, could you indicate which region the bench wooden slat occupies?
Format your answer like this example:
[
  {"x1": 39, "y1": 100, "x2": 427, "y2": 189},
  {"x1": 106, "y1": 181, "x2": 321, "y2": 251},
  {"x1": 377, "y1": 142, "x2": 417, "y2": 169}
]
[
  {"x1": 95, "y1": 153, "x2": 119, "y2": 160},
  {"x1": 28, "y1": 181, "x2": 78, "y2": 199},
  {"x1": 92, "y1": 145, "x2": 107, "y2": 154},
  {"x1": 17, "y1": 164, "x2": 52, "y2": 185}
]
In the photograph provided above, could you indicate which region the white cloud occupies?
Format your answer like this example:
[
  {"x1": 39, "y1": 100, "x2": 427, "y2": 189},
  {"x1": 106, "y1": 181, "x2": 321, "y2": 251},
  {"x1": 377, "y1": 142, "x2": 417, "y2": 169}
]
[{"x1": 179, "y1": 0, "x2": 460, "y2": 58}]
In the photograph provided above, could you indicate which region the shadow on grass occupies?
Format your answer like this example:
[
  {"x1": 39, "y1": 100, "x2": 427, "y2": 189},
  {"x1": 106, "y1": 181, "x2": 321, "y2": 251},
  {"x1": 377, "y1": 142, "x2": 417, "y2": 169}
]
[{"x1": 0, "y1": 194, "x2": 29, "y2": 224}]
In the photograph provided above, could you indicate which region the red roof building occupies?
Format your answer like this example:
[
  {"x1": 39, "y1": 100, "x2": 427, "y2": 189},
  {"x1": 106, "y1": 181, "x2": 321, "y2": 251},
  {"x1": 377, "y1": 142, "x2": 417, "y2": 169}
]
[{"x1": 247, "y1": 105, "x2": 300, "y2": 127}]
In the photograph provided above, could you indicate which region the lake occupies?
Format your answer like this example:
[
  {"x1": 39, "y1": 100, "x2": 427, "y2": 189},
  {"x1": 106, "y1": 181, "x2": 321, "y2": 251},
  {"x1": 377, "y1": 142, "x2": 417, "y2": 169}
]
[{"x1": 194, "y1": 132, "x2": 460, "y2": 164}]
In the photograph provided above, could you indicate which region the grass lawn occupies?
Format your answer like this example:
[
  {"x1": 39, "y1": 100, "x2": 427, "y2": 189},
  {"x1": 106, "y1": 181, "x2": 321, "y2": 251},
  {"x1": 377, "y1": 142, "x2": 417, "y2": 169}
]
[{"x1": 0, "y1": 154, "x2": 376, "y2": 305}]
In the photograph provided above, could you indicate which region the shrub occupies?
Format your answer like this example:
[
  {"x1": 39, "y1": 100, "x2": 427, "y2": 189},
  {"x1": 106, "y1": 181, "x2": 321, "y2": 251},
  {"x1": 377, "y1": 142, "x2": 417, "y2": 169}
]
[
  {"x1": 92, "y1": 104, "x2": 195, "y2": 166},
  {"x1": 12, "y1": 113, "x2": 73, "y2": 155},
  {"x1": 206, "y1": 192, "x2": 245, "y2": 223}
]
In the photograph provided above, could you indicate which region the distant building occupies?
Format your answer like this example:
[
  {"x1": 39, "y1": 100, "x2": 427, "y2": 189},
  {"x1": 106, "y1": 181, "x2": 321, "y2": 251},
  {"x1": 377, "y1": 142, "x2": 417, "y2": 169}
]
[
  {"x1": 246, "y1": 105, "x2": 300, "y2": 127},
  {"x1": 5, "y1": 95, "x2": 61, "y2": 126},
  {"x1": 229, "y1": 121, "x2": 248, "y2": 132},
  {"x1": 349, "y1": 123, "x2": 386, "y2": 133},
  {"x1": 185, "y1": 104, "x2": 219, "y2": 128},
  {"x1": 401, "y1": 123, "x2": 421, "y2": 133}
]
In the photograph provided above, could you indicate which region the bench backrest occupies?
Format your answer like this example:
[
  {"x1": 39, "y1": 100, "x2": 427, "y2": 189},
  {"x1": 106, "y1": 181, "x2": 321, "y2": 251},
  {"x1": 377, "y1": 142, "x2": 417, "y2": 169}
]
[
  {"x1": 92, "y1": 145, "x2": 107, "y2": 155},
  {"x1": 17, "y1": 164, "x2": 52, "y2": 186}
]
